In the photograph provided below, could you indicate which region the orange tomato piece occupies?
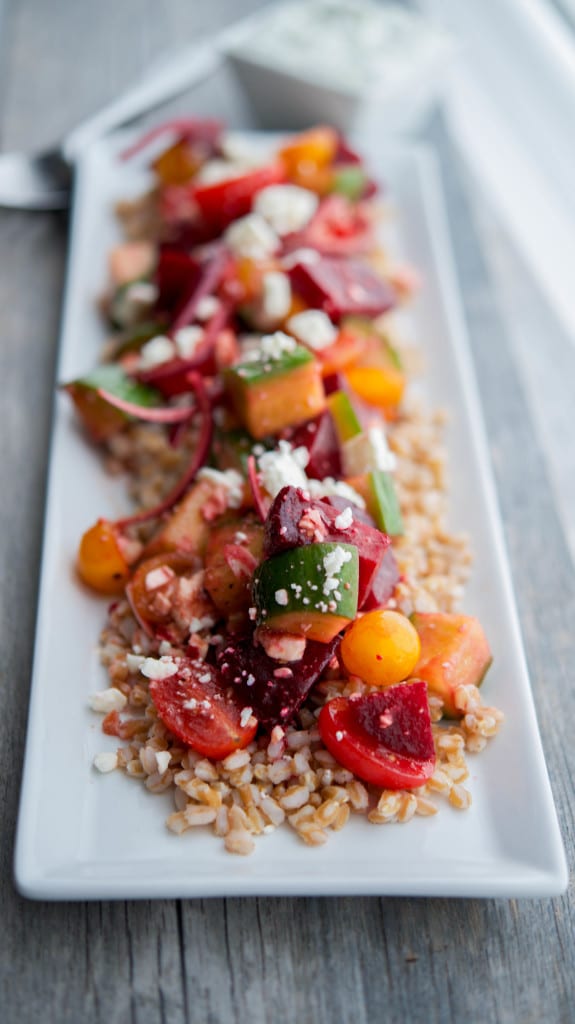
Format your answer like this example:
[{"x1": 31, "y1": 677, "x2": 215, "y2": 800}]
[
  {"x1": 345, "y1": 365, "x2": 405, "y2": 412},
  {"x1": 152, "y1": 139, "x2": 203, "y2": 186},
  {"x1": 341, "y1": 610, "x2": 421, "y2": 688},
  {"x1": 77, "y1": 519, "x2": 130, "y2": 595},
  {"x1": 279, "y1": 126, "x2": 338, "y2": 177}
]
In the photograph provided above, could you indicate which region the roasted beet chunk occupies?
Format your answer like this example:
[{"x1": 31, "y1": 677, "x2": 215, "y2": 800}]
[
  {"x1": 361, "y1": 547, "x2": 400, "y2": 610},
  {"x1": 218, "y1": 635, "x2": 339, "y2": 730},
  {"x1": 289, "y1": 257, "x2": 396, "y2": 320},
  {"x1": 289, "y1": 411, "x2": 341, "y2": 480},
  {"x1": 263, "y1": 486, "x2": 389, "y2": 607}
]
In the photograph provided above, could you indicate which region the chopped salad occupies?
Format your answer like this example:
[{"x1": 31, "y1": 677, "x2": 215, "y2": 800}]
[{"x1": 67, "y1": 122, "x2": 503, "y2": 853}]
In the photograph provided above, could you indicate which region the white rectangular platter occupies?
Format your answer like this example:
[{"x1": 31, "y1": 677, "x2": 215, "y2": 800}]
[{"x1": 14, "y1": 132, "x2": 568, "y2": 899}]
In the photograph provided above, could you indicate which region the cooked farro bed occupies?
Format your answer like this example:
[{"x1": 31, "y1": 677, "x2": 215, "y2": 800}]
[{"x1": 67, "y1": 122, "x2": 503, "y2": 854}]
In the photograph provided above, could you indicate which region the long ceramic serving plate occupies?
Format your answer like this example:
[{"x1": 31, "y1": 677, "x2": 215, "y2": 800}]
[{"x1": 14, "y1": 132, "x2": 567, "y2": 899}]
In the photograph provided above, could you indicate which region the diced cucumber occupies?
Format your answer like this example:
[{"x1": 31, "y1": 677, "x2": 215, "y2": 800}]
[
  {"x1": 370, "y1": 471, "x2": 403, "y2": 536},
  {"x1": 253, "y1": 542, "x2": 359, "y2": 642},
  {"x1": 327, "y1": 390, "x2": 362, "y2": 443}
]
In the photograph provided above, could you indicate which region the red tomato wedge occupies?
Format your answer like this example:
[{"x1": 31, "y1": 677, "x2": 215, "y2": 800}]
[
  {"x1": 287, "y1": 195, "x2": 374, "y2": 256},
  {"x1": 192, "y1": 163, "x2": 285, "y2": 230},
  {"x1": 149, "y1": 662, "x2": 258, "y2": 760},
  {"x1": 318, "y1": 682, "x2": 436, "y2": 790}
]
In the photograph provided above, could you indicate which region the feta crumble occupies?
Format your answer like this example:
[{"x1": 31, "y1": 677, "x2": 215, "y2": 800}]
[
  {"x1": 145, "y1": 565, "x2": 175, "y2": 591},
  {"x1": 195, "y1": 294, "x2": 221, "y2": 322},
  {"x1": 126, "y1": 653, "x2": 145, "y2": 672},
  {"x1": 307, "y1": 477, "x2": 366, "y2": 509},
  {"x1": 88, "y1": 688, "x2": 127, "y2": 713},
  {"x1": 342, "y1": 426, "x2": 397, "y2": 476},
  {"x1": 174, "y1": 324, "x2": 204, "y2": 359},
  {"x1": 195, "y1": 159, "x2": 250, "y2": 185},
  {"x1": 155, "y1": 751, "x2": 172, "y2": 775},
  {"x1": 286, "y1": 309, "x2": 337, "y2": 351},
  {"x1": 224, "y1": 212, "x2": 279, "y2": 260},
  {"x1": 240, "y1": 706, "x2": 254, "y2": 728},
  {"x1": 261, "y1": 271, "x2": 292, "y2": 322},
  {"x1": 139, "y1": 335, "x2": 175, "y2": 369},
  {"x1": 254, "y1": 184, "x2": 318, "y2": 235},
  {"x1": 140, "y1": 656, "x2": 178, "y2": 681},
  {"x1": 93, "y1": 752, "x2": 118, "y2": 773},
  {"x1": 258, "y1": 440, "x2": 310, "y2": 497},
  {"x1": 197, "y1": 467, "x2": 245, "y2": 509},
  {"x1": 274, "y1": 588, "x2": 289, "y2": 606},
  {"x1": 323, "y1": 546, "x2": 353, "y2": 597},
  {"x1": 334, "y1": 507, "x2": 354, "y2": 530},
  {"x1": 260, "y1": 330, "x2": 297, "y2": 361}
]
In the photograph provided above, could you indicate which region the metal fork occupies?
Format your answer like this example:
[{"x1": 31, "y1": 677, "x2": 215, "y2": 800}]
[{"x1": 0, "y1": 41, "x2": 222, "y2": 210}]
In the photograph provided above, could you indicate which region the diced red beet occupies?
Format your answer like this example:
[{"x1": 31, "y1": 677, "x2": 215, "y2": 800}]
[
  {"x1": 322, "y1": 372, "x2": 347, "y2": 396},
  {"x1": 351, "y1": 681, "x2": 436, "y2": 762},
  {"x1": 289, "y1": 256, "x2": 396, "y2": 320},
  {"x1": 320, "y1": 494, "x2": 376, "y2": 528},
  {"x1": 289, "y1": 411, "x2": 341, "y2": 480},
  {"x1": 218, "y1": 635, "x2": 339, "y2": 730},
  {"x1": 263, "y1": 486, "x2": 389, "y2": 606},
  {"x1": 154, "y1": 247, "x2": 200, "y2": 314},
  {"x1": 361, "y1": 547, "x2": 400, "y2": 610}
]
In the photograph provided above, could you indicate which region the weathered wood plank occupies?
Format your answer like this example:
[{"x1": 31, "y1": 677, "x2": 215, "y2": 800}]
[{"x1": 0, "y1": 3, "x2": 572, "y2": 1024}]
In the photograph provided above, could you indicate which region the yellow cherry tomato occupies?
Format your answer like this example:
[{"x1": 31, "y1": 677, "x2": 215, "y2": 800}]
[
  {"x1": 341, "y1": 610, "x2": 421, "y2": 688},
  {"x1": 77, "y1": 519, "x2": 130, "y2": 595}
]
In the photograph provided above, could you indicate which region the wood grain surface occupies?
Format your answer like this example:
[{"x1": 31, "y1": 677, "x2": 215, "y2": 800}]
[{"x1": 0, "y1": 2, "x2": 573, "y2": 1022}]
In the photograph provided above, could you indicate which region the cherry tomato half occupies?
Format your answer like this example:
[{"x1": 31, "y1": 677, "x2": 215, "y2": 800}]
[
  {"x1": 192, "y1": 163, "x2": 285, "y2": 230},
  {"x1": 318, "y1": 682, "x2": 436, "y2": 790},
  {"x1": 149, "y1": 662, "x2": 258, "y2": 760}
]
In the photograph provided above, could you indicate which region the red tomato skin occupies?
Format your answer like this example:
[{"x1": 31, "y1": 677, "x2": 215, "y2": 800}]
[
  {"x1": 318, "y1": 688, "x2": 436, "y2": 790},
  {"x1": 149, "y1": 663, "x2": 258, "y2": 760},
  {"x1": 193, "y1": 164, "x2": 285, "y2": 229}
]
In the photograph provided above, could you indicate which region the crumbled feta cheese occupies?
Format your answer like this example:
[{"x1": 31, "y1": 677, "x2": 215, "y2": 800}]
[
  {"x1": 155, "y1": 751, "x2": 172, "y2": 774},
  {"x1": 139, "y1": 334, "x2": 175, "y2": 369},
  {"x1": 342, "y1": 426, "x2": 397, "y2": 476},
  {"x1": 281, "y1": 247, "x2": 321, "y2": 270},
  {"x1": 198, "y1": 672, "x2": 212, "y2": 684},
  {"x1": 224, "y1": 213, "x2": 279, "y2": 260},
  {"x1": 195, "y1": 159, "x2": 250, "y2": 185},
  {"x1": 240, "y1": 706, "x2": 254, "y2": 728},
  {"x1": 140, "y1": 656, "x2": 178, "y2": 681},
  {"x1": 189, "y1": 615, "x2": 216, "y2": 634},
  {"x1": 93, "y1": 752, "x2": 118, "y2": 773},
  {"x1": 261, "y1": 272, "x2": 292, "y2": 322},
  {"x1": 89, "y1": 688, "x2": 127, "y2": 713},
  {"x1": 334, "y1": 507, "x2": 353, "y2": 530},
  {"x1": 274, "y1": 588, "x2": 289, "y2": 606},
  {"x1": 259, "y1": 330, "x2": 297, "y2": 361},
  {"x1": 258, "y1": 440, "x2": 310, "y2": 498},
  {"x1": 113, "y1": 281, "x2": 158, "y2": 328},
  {"x1": 307, "y1": 477, "x2": 366, "y2": 508},
  {"x1": 195, "y1": 295, "x2": 221, "y2": 322},
  {"x1": 254, "y1": 184, "x2": 318, "y2": 235},
  {"x1": 158, "y1": 640, "x2": 172, "y2": 656},
  {"x1": 196, "y1": 466, "x2": 245, "y2": 508},
  {"x1": 145, "y1": 565, "x2": 175, "y2": 591},
  {"x1": 335, "y1": 730, "x2": 344, "y2": 742},
  {"x1": 126, "y1": 653, "x2": 145, "y2": 672},
  {"x1": 323, "y1": 546, "x2": 353, "y2": 577},
  {"x1": 219, "y1": 132, "x2": 265, "y2": 166},
  {"x1": 174, "y1": 325, "x2": 204, "y2": 359},
  {"x1": 246, "y1": 673, "x2": 256, "y2": 687},
  {"x1": 286, "y1": 309, "x2": 337, "y2": 351}
]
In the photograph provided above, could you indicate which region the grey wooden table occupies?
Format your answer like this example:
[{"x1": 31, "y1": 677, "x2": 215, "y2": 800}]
[{"x1": 1, "y1": 2, "x2": 573, "y2": 1022}]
